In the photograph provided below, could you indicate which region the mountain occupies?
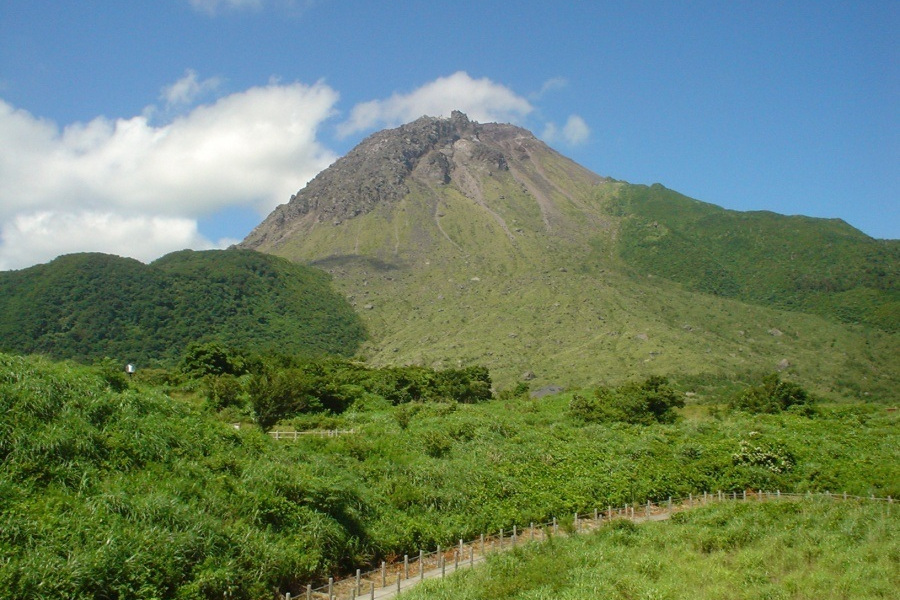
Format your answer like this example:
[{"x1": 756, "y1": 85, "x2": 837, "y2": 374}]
[
  {"x1": 241, "y1": 112, "x2": 898, "y2": 399},
  {"x1": 0, "y1": 249, "x2": 365, "y2": 364}
]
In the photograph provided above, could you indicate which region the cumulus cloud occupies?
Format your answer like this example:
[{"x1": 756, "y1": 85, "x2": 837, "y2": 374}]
[
  {"x1": 542, "y1": 114, "x2": 590, "y2": 146},
  {"x1": 337, "y1": 71, "x2": 534, "y2": 137},
  {"x1": 161, "y1": 69, "x2": 223, "y2": 108},
  {"x1": 0, "y1": 77, "x2": 339, "y2": 270},
  {"x1": 0, "y1": 211, "x2": 218, "y2": 271}
]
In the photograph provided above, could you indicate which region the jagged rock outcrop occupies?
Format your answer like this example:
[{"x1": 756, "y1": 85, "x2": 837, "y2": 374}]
[{"x1": 240, "y1": 111, "x2": 597, "y2": 250}]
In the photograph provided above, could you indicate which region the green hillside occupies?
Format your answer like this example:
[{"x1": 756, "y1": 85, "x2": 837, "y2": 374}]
[
  {"x1": 612, "y1": 183, "x2": 900, "y2": 332},
  {"x1": 250, "y1": 178, "x2": 898, "y2": 400},
  {"x1": 0, "y1": 249, "x2": 365, "y2": 364},
  {"x1": 241, "y1": 115, "x2": 899, "y2": 400}
]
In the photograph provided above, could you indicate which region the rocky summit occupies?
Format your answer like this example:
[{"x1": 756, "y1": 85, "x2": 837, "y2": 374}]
[{"x1": 240, "y1": 111, "x2": 607, "y2": 251}]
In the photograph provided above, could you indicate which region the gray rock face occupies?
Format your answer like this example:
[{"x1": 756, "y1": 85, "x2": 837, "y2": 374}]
[{"x1": 241, "y1": 111, "x2": 531, "y2": 249}]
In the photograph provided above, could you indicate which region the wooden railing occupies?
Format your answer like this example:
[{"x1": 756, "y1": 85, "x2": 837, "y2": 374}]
[
  {"x1": 280, "y1": 490, "x2": 895, "y2": 600},
  {"x1": 268, "y1": 429, "x2": 356, "y2": 440}
]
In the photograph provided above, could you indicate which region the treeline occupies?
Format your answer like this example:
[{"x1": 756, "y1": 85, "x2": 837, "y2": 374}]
[
  {"x1": 179, "y1": 341, "x2": 493, "y2": 430},
  {"x1": 0, "y1": 249, "x2": 366, "y2": 364}
]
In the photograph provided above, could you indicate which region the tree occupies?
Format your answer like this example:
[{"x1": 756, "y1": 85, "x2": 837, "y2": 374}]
[
  {"x1": 180, "y1": 341, "x2": 243, "y2": 378},
  {"x1": 732, "y1": 374, "x2": 813, "y2": 414}
]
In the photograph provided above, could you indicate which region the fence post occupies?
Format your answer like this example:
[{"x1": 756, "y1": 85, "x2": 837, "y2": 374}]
[
  {"x1": 328, "y1": 577, "x2": 334, "y2": 600},
  {"x1": 396, "y1": 573, "x2": 400, "y2": 593},
  {"x1": 689, "y1": 493, "x2": 693, "y2": 509},
  {"x1": 403, "y1": 555, "x2": 408, "y2": 580},
  {"x1": 594, "y1": 508, "x2": 598, "y2": 522},
  {"x1": 480, "y1": 534, "x2": 485, "y2": 555},
  {"x1": 646, "y1": 501, "x2": 650, "y2": 518},
  {"x1": 380, "y1": 561, "x2": 386, "y2": 587},
  {"x1": 370, "y1": 581, "x2": 375, "y2": 600},
  {"x1": 455, "y1": 549, "x2": 459, "y2": 570},
  {"x1": 553, "y1": 517, "x2": 558, "y2": 535},
  {"x1": 667, "y1": 496, "x2": 672, "y2": 513},
  {"x1": 419, "y1": 549, "x2": 424, "y2": 580},
  {"x1": 743, "y1": 489, "x2": 747, "y2": 501},
  {"x1": 530, "y1": 522, "x2": 535, "y2": 540},
  {"x1": 500, "y1": 528, "x2": 504, "y2": 550},
  {"x1": 459, "y1": 538, "x2": 464, "y2": 558},
  {"x1": 356, "y1": 568, "x2": 361, "y2": 593},
  {"x1": 513, "y1": 525, "x2": 517, "y2": 546},
  {"x1": 441, "y1": 555, "x2": 446, "y2": 577},
  {"x1": 470, "y1": 545, "x2": 474, "y2": 567},
  {"x1": 306, "y1": 584, "x2": 311, "y2": 600}
]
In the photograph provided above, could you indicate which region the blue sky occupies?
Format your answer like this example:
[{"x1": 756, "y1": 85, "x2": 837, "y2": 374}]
[{"x1": 0, "y1": 0, "x2": 897, "y2": 269}]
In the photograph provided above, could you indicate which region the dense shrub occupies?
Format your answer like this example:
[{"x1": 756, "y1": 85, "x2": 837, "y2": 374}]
[
  {"x1": 569, "y1": 376, "x2": 684, "y2": 424},
  {"x1": 731, "y1": 374, "x2": 815, "y2": 414}
]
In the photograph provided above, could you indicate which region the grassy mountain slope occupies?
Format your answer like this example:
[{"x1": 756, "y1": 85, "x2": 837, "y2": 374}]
[
  {"x1": 612, "y1": 183, "x2": 899, "y2": 331},
  {"x1": 241, "y1": 115, "x2": 898, "y2": 399},
  {"x1": 0, "y1": 249, "x2": 365, "y2": 364}
]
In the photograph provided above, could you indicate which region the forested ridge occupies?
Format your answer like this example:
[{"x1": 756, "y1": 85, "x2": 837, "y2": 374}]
[{"x1": 0, "y1": 249, "x2": 365, "y2": 364}]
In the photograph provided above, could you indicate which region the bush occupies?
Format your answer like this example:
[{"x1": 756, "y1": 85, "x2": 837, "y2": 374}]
[
  {"x1": 569, "y1": 376, "x2": 684, "y2": 424},
  {"x1": 732, "y1": 374, "x2": 814, "y2": 414}
]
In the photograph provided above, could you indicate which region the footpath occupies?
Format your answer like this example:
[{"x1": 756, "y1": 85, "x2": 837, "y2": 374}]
[{"x1": 282, "y1": 490, "x2": 894, "y2": 600}]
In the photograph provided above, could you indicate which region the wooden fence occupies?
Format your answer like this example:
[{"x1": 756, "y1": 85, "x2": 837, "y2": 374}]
[
  {"x1": 277, "y1": 490, "x2": 895, "y2": 600},
  {"x1": 268, "y1": 430, "x2": 356, "y2": 440}
]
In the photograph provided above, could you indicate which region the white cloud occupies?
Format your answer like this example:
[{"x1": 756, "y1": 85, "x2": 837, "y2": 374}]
[
  {"x1": 0, "y1": 211, "x2": 220, "y2": 271},
  {"x1": 161, "y1": 69, "x2": 223, "y2": 108},
  {"x1": 337, "y1": 71, "x2": 534, "y2": 137},
  {"x1": 533, "y1": 77, "x2": 568, "y2": 99},
  {"x1": 563, "y1": 114, "x2": 590, "y2": 145},
  {"x1": 541, "y1": 114, "x2": 590, "y2": 146},
  {"x1": 0, "y1": 77, "x2": 339, "y2": 270}
]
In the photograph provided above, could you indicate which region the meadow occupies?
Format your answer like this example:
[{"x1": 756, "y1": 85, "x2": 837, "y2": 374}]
[{"x1": 399, "y1": 498, "x2": 898, "y2": 600}]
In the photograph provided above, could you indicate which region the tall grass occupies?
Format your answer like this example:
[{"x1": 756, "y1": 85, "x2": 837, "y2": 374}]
[{"x1": 400, "y1": 499, "x2": 899, "y2": 599}]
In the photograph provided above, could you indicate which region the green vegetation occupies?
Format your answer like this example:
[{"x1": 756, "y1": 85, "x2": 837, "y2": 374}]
[
  {"x1": 731, "y1": 373, "x2": 815, "y2": 414},
  {"x1": 613, "y1": 183, "x2": 900, "y2": 332},
  {"x1": 0, "y1": 249, "x2": 366, "y2": 365},
  {"x1": 400, "y1": 499, "x2": 898, "y2": 600},
  {"x1": 1, "y1": 351, "x2": 897, "y2": 598},
  {"x1": 568, "y1": 375, "x2": 684, "y2": 424},
  {"x1": 253, "y1": 166, "x2": 899, "y2": 399}
]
